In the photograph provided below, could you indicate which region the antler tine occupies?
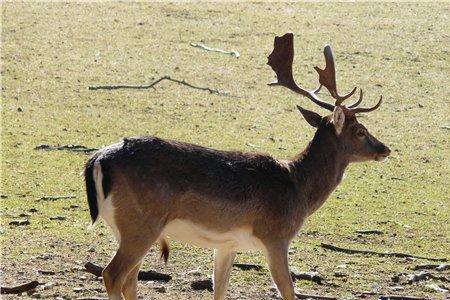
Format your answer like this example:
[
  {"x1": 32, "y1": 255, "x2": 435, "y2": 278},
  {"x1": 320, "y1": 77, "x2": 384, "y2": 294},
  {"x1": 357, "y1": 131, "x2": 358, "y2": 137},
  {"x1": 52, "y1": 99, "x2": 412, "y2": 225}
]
[
  {"x1": 348, "y1": 95, "x2": 383, "y2": 115},
  {"x1": 313, "y1": 84, "x2": 322, "y2": 94},
  {"x1": 267, "y1": 33, "x2": 334, "y2": 112},
  {"x1": 314, "y1": 45, "x2": 357, "y2": 106},
  {"x1": 347, "y1": 89, "x2": 363, "y2": 108}
]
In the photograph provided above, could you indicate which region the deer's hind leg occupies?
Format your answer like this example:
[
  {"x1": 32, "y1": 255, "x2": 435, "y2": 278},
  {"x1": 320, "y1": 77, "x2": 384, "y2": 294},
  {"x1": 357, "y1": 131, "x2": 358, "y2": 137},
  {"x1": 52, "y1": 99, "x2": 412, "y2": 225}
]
[
  {"x1": 121, "y1": 263, "x2": 141, "y2": 300},
  {"x1": 102, "y1": 224, "x2": 161, "y2": 300}
]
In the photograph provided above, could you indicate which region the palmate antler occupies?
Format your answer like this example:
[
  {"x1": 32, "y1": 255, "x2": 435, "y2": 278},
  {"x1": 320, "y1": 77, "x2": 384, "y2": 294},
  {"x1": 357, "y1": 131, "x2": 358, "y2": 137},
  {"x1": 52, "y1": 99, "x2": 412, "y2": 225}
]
[{"x1": 267, "y1": 33, "x2": 382, "y2": 115}]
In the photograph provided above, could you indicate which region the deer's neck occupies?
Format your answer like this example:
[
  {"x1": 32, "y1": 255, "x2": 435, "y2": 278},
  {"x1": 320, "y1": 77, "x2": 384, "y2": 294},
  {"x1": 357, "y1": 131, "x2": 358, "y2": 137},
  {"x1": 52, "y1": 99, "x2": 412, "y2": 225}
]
[{"x1": 291, "y1": 129, "x2": 349, "y2": 215}]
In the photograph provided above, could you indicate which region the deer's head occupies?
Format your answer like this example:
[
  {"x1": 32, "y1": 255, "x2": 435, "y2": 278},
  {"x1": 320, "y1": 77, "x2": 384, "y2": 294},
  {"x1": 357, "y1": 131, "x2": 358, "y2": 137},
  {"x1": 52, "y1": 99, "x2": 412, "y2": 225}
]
[{"x1": 268, "y1": 33, "x2": 390, "y2": 163}]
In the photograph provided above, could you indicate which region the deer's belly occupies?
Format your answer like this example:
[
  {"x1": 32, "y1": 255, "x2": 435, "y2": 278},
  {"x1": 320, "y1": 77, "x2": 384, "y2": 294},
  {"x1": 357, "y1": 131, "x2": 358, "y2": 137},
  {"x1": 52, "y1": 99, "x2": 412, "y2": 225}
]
[{"x1": 161, "y1": 219, "x2": 264, "y2": 251}]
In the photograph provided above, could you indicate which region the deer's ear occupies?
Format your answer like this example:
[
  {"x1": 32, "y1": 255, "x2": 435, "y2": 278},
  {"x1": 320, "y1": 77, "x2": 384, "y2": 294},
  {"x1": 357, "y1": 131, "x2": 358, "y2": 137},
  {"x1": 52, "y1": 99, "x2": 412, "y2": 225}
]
[
  {"x1": 332, "y1": 106, "x2": 345, "y2": 135},
  {"x1": 297, "y1": 105, "x2": 321, "y2": 128}
]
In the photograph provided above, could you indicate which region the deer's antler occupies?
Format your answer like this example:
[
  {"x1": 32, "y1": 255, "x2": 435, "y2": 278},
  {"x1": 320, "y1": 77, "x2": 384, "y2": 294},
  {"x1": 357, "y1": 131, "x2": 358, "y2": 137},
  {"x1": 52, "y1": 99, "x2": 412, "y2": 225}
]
[
  {"x1": 267, "y1": 33, "x2": 383, "y2": 115},
  {"x1": 348, "y1": 95, "x2": 383, "y2": 114},
  {"x1": 267, "y1": 33, "x2": 334, "y2": 112},
  {"x1": 313, "y1": 45, "x2": 357, "y2": 106}
]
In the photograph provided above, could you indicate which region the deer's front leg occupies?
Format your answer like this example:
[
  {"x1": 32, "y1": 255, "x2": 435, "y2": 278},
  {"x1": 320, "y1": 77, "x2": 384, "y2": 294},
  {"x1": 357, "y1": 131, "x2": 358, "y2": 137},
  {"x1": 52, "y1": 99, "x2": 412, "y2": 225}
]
[
  {"x1": 264, "y1": 241, "x2": 295, "y2": 300},
  {"x1": 213, "y1": 249, "x2": 236, "y2": 300}
]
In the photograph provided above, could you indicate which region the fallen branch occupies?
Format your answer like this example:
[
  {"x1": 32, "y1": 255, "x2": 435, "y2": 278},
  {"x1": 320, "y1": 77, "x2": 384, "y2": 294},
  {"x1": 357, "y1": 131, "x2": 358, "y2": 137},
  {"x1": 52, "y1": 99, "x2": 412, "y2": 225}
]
[
  {"x1": 413, "y1": 264, "x2": 450, "y2": 271},
  {"x1": 295, "y1": 293, "x2": 337, "y2": 300},
  {"x1": 84, "y1": 262, "x2": 105, "y2": 277},
  {"x1": 407, "y1": 272, "x2": 450, "y2": 284},
  {"x1": 190, "y1": 42, "x2": 240, "y2": 58},
  {"x1": 291, "y1": 271, "x2": 322, "y2": 284},
  {"x1": 1, "y1": 281, "x2": 39, "y2": 294},
  {"x1": 88, "y1": 75, "x2": 233, "y2": 97},
  {"x1": 190, "y1": 278, "x2": 213, "y2": 291},
  {"x1": 137, "y1": 270, "x2": 171, "y2": 282},
  {"x1": 39, "y1": 195, "x2": 76, "y2": 201},
  {"x1": 233, "y1": 263, "x2": 264, "y2": 271},
  {"x1": 34, "y1": 144, "x2": 97, "y2": 153},
  {"x1": 320, "y1": 243, "x2": 448, "y2": 262},
  {"x1": 84, "y1": 262, "x2": 171, "y2": 282}
]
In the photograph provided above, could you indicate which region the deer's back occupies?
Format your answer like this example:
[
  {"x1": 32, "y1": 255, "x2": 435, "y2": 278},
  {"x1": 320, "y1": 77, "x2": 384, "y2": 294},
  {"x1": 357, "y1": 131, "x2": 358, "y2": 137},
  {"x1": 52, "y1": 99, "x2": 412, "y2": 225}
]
[{"x1": 96, "y1": 136, "x2": 296, "y2": 203}]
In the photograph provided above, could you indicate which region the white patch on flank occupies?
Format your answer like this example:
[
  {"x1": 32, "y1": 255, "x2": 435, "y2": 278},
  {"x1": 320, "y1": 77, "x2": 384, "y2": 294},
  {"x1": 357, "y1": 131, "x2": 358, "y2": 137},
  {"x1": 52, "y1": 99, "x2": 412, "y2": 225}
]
[
  {"x1": 93, "y1": 162, "x2": 121, "y2": 243},
  {"x1": 161, "y1": 219, "x2": 264, "y2": 252}
]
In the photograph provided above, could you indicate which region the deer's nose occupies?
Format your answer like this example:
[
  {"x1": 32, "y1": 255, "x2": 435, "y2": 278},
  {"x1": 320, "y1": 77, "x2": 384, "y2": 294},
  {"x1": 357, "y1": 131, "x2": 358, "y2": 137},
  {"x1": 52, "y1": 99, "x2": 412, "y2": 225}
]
[
  {"x1": 379, "y1": 145, "x2": 391, "y2": 156},
  {"x1": 374, "y1": 144, "x2": 391, "y2": 162}
]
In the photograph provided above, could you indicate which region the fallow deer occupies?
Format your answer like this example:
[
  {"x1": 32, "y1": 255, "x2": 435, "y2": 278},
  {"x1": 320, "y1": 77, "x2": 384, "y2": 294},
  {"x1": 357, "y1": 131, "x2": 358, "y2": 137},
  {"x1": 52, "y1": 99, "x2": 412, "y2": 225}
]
[{"x1": 84, "y1": 33, "x2": 390, "y2": 300}]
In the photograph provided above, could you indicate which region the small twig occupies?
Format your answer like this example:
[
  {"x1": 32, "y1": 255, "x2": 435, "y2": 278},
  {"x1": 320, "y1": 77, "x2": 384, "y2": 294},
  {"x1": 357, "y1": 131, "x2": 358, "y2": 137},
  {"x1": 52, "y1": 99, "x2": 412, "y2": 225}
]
[
  {"x1": 379, "y1": 295, "x2": 430, "y2": 300},
  {"x1": 39, "y1": 195, "x2": 76, "y2": 201},
  {"x1": 295, "y1": 293, "x2": 337, "y2": 300},
  {"x1": 393, "y1": 221, "x2": 412, "y2": 228},
  {"x1": 1, "y1": 281, "x2": 39, "y2": 294},
  {"x1": 190, "y1": 42, "x2": 240, "y2": 58},
  {"x1": 38, "y1": 270, "x2": 56, "y2": 275},
  {"x1": 320, "y1": 243, "x2": 448, "y2": 262},
  {"x1": 426, "y1": 283, "x2": 449, "y2": 293},
  {"x1": 407, "y1": 272, "x2": 450, "y2": 283},
  {"x1": 390, "y1": 177, "x2": 405, "y2": 181},
  {"x1": 233, "y1": 263, "x2": 264, "y2": 271},
  {"x1": 34, "y1": 144, "x2": 97, "y2": 153},
  {"x1": 9, "y1": 219, "x2": 30, "y2": 226},
  {"x1": 84, "y1": 262, "x2": 171, "y2": 282},
  {"x1": 413, "y1": 264, "x2": 450, "y2": 271},
  {"x1": 354, "y1": 291, "x2": 379, "y2": 298},
  {"x1": 355, "y1": 291, "x2": 433, "y2": 299},
  {"x1": 245, "y1": 142, "x2": 261, "y2": 149},
  {"x1": 49, "y1": 216, "x2": 67, "y2": 221},
  {"x1": 355, "y1": 229, "x2": 384, "y2": 235},
  {"x1": 88, "y1": 75, "x2": 233, "y2": 97}
]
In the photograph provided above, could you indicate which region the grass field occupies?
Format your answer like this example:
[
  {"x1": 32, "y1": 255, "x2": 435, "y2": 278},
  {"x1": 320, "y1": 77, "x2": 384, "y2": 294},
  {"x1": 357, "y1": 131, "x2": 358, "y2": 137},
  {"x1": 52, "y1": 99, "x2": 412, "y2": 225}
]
[{"x1": 1, "y1": 2, "x2": 449, "y2": 299}]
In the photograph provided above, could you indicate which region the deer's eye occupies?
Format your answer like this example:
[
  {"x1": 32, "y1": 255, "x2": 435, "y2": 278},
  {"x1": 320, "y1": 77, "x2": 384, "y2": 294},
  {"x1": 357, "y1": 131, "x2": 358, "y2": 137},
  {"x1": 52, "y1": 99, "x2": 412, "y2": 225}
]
[{"x1": 357, "y1": 129, "x2": 367, "y2": 138}]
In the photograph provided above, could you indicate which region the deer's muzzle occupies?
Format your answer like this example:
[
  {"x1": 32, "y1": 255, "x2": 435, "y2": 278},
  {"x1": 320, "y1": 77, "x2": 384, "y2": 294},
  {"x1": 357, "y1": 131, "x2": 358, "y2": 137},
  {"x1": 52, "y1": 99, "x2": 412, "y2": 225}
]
[{"x1": 374, "y1": 144, "x2": 391, "y2": 162}]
